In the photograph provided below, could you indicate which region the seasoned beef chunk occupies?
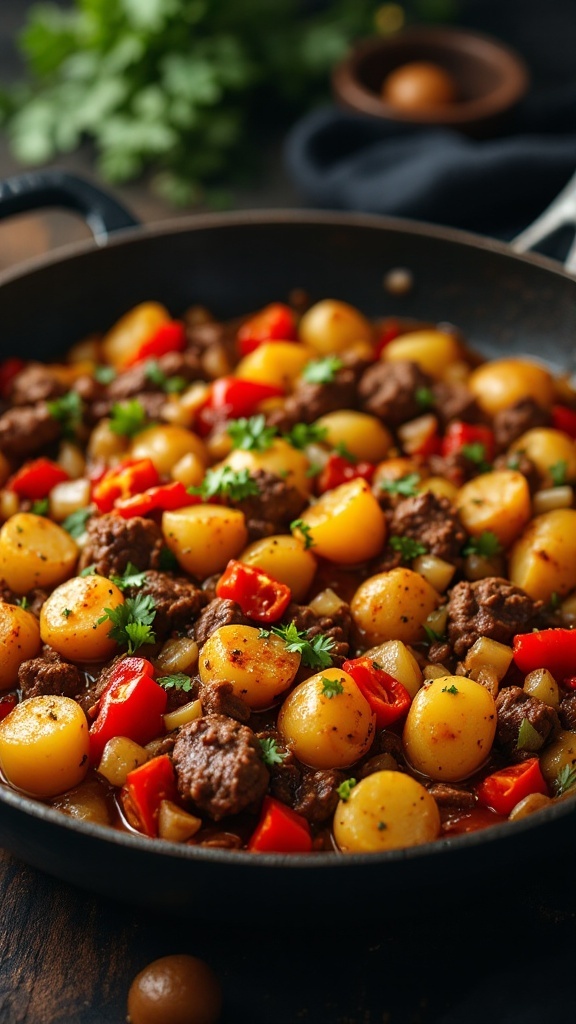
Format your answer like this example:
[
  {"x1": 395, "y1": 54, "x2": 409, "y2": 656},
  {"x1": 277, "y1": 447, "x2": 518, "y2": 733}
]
[
  {"x1": 446, "y1": 578, "x2": 541, "y2": 659},
  {"x1": 358, "y1": 360, "x2": 433, "y2": 426},
  {"x1": 129, "y1": 571, "x2": 207, "y2": 639},
  {"x1": 284, "y1": 601, "x2": 352, "y2": 667},
  {"x1": 173, "y1": 714, "x2": 269, "y2": 820},
  {"x1": 426, "y1": 782, "x2": 476, "y2": 809},
  {"x1": 106, "y1": 351, "x2": 203, "y2": 401},
  {"x1": 427, "y1": 450, "x2": 483, "y2": 488},
  {"x1": 79, "y1": 514, "x2": 164, "y2": 578},
  {"x1": 559, "y1": 692, "x2": 576, "y2": 731},
  {"x1": 496, "y1": 685, "x2": 559, "y2": 757},
  {"x1": 228, "y1": 469, "x2": 307, "y2": 540},
  {"x1": 8, "y1": 363, "x2": 67, "y2": 406},
  {"x1": 193, "y1": 598, "x2": 251, "y2": 647},
  {"x1": 258, "y1": 729, "x2": 343, "y2": 823},
  {"x1": 0, "y1": 402, "x2": 61, "y2": 458},
  {"x1": 430, "y1": 381, "x2": 484, "y2": 427},
  {"x1": 18, "y1": 646, "x2": 84, "y2": 701},
  {"x1": 268, "y1": 354, "x2": 368, "y2": 429},
  {"x1": 493, "y1": 398, "x2": 551, "y2": 451},
  {"x1": 388, "y1": 492, "x2": 466, "y2": 564},
  {"x1": 199, "y1": 680, "x2": 251, "y2": 723}
]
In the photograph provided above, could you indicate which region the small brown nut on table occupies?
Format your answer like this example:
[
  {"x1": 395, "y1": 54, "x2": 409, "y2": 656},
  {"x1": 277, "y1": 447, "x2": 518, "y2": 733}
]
[
  {"x1": 127, "y1": 954, "x2": 222, "y2": 1024},
  {"x1": 381, "y1": 61, "x2": 458, "y2": 110}
]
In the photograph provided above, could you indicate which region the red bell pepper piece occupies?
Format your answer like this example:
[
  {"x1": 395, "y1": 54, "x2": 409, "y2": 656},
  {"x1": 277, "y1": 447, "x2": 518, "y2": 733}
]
[
  {"x1": 342, "y1": 656, "x2": 411, "y2": 727},
  {"x1": 374, "y1": 318, "x2": 401, "y2": 357},
  {"x1": 441, "y1": 421, "x2": 495, "y2": 462},
  {"x1": 562, "y1": 676, "x2": 576, "y2": 691},
  {"x1": 551, "y1": 404, "x2": 576, "y2": 439},
  {"x1": 114, "y1": 481, "x2": 200, "y2": 518},
  {"x1": 9, "y1": 458, "x2": 69, "y2": 500},
  {"x1": 196, "y1": 377, "x2": 284, "y2": 436},
  {"x1": 317, "y1": 454, "x2": 375, "y2": 494},
  {"x1": 124, "y1": 320, "x2": 186, "y2": 367},
  {"x1": 476, "y1": 758, "x2": 548, "y2": 816},
  {"x1": 89, "y1": 656, "x2": 167, "y2": 764},
  {"x1": 121, "y1": 754, "x2": 178, "y2": 838},
  {"x1": 513, "y1": 628, "x2": 576, "y2": 681},
  {"x1": 0, "y1": 357, "x2": 26, "y2": 397},
  {"x1": 237, "y1": 303, "x2": 297, "y2": 356},
  {"x1": 248, "y1": 796, "x2": 312, "y2": 853},
  {"x1": 216, "y1": 560, "x2": 291, "y2": 623},
  {"x1": 92, "y1": 458, "x2": 160, "y2": 513},
  {"x1": 0, "y1": 694, "x2": 17, "y2": 723}
]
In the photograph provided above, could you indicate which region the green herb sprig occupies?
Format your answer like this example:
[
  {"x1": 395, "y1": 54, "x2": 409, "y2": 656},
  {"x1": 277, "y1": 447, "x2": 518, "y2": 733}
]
[
  {"x1": 97, "y1": 594, "x2": 156, "y2": 653},
  {"x1": 259, "y1": 621, "x2": 335, "y2": 669}
]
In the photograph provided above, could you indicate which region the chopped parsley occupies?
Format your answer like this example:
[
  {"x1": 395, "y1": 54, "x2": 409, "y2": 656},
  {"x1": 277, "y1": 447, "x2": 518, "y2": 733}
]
[
  {"x1": 423, "y1": 625, "x2": 445, "y2": 644},
  {"x1": 301, "y1": 356, "x2": 343, "y2": 384},
  {"x1": 157, "y1": 673, "x2": 193, "y2": 692},
  {"x1": 282, "y1": 422, "x2": 328, "y2": 450},
  {"x1": 460, "y1": 442, "x2": 491, "y2": 473},
  {"x1": 46, "y1": 390, "x2": 83, "y2": 438},
  {"x1": 144, "y1": 359, "x2": 187, "y2": 394},
  {"x1": 258, "y1": 736, "x2": 288, "y2": 767},
  {"x1": 553, "y1": 764, "x2": 576, "y2": 798},
  {"x1": 109, "y1": 562, "x2": 147, "y2": 591},
  {"x1": 158, "y1": 547, "x2": 179, "y2": 571},
  {"x1": 94, "y1": 364, "x2": 117, "y2": 385},
  {"x1": 259, "y1": 621, "x2": 335, "y2": 669},
  {"x1": 80, "y1": 564, "x2": 97, "y2": 577},
  {"x1": 108, "y1": 399, "x2": 148, "y2": 437},
  {"x1": 227, "y1": 414, "x2": 277, "y2": 452},
  {"x1": 189, "y1": 466, "x2": 260, "y2": 502},
  {"x1": 415, "y1": 387, "x2": 435, "y2": 409},
  {"x1": 549, "y1": 460, "x2": 568, "y2": 487},
  {"x1": 320, "y1": 675, "x2": 345, "y2": 699},
  {"x1": 332, "y1": 441, "x2": 358, "y2": 463},
  {"x1": 290, "y1": 518, "x2": 315, "y2": 549},
  {"x1": 16, "y1": 596, "x2": 29, "y2": 610},
  {"x1": 62, "y1": 506, "x2": 93, "y2": 539},
  {"x1": 97, "y1": 594, "x2": 156, "y2": 654},
  {"x1": 516, "y1": 717, "x2": 544, "y2": 752},
  {"x1": 377, "y1": 820, "x2": 387, "y2": 831},
  {"x1": 389, "y1": 535, "x2": 427, "y2": 560},
  {"x1": 337, "y1": 778, "x2": 357, "y2": 802},
  {"x1": 62, "y1": 608, "x2": 72, "y2": 618},
  {"x1": 379, "y1": 473, "x2": 421, "y2": 498},
  {"x1": 462, "y1": 531, "x2": 503, "y2": 558},
  {"x1": 441, "y1": 684, "x2": 459, "y2": 694},
  {"x1": 31, "y1": 498, "x2": 49, "y2": 516}
]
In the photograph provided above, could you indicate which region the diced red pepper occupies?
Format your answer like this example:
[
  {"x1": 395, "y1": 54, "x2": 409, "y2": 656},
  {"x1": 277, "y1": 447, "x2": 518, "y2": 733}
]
[
  {"x1": 317, "y1": 454, "x2": 375, "y2": 494},
  {"x1": 121, "y1": 755, "x2": 178, "y2": 838},
  {"x1": 248, "y1": 796, "x2": 312, "y2": 853},
  {"x1": 89, "y1": 656, "x2": 166, "y2": 764},
  {"x1": 342, "y1": 656, "x2": 411, "y2": 727},
  {"x1": 441, "y1": 421, "x2": 495, "y2": 462},
  {"x1": 476, "y1": 758, "x2": 548, "y2": 816},
  {"x1": 513, "y1": 628, "x2": 576, "y2": 681},
  {"x1": 124, "y1": 320, "x2": 186, "y2": 367},
  {"x1": 562, "y1": 676, "x2": 576, "y2": 691},
  {"x1": 374, "y1": 318, "x2": 401, "y2": 358},
  {"x1": 237, "y1": 303, "x2": 297, "y2": 356},
  {"x1": 9, "y1": 458, "x2": 69, "y2": 500},
  {"x1": 0, "y1": 358, "x2": 26, "y2": 397},
  {"x1": 0, "y1": 694, "x2": 17, "y2": 723},
  {"x1": 216, "y1": 560, "x2": 291, "y2": 623},
  {"x1": 399, "y1": 414, "x2": 442, "y2": 457},
  {"x1": 92, "y1": 458, "x2": 160, "y2": 513},
  {"x1": 114, "y1": 481, "x2": 200, "y2": 518},
  {"x1": 551, "y1": 404, "x2": 576, "y2": 439},
  {"x1": 196, "y1": 377, "x2": 284, "y2": 436}
]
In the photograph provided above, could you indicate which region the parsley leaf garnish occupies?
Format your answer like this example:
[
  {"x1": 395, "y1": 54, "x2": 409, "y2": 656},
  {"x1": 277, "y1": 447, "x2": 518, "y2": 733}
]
[
  {"x1": 15, "y1": 596, "x2": 29, "y2": 610},
  {"x1": 157, "y1": 673, "x2": 193, "y2": 692},
  {"x1": 145, "y1": 359, "x2": 187, "y2": 394},
  {"x1": 109, "y1": 399, "x2": 148, "y2": 437},
  {"x1": 62, "y1": 506, "x2": 93, "y2": 539},
  {"x1": 441, "y1": 684, "x2": 459, "y2": 694},
  {"x1": 462, "y1": 531, "x2": 503, "y2": 558},
  {"x1": 517, "y1": 717, "x2": 544, "y2": 752},
  {"x1": 549, "y1": 460, "x2": 568, "y2": 487},
  {"x1": 290, "y1": 518, "x2": 315, "y2": 549},
  {"x1": 332, "y1": 441, "x2": 357, "y2": 463},
  {"x1": 423, "y1": 624, "x2": 445, "y2": 643},
  {"x1": 302, "y1": 356, "x2": 343, "y2": 384},
  {"x1": 415, "y1": 387, "x2": 435, "y2": 409},
  {"x1": 380, "y1": 473, "x2": 421, "y2": 497},
  {"x1": 320, "y1": 675, "x2": 345, "y2": 699},
  {"x1": 553, "y1": 764, "x2": 576, "y2": 798},
  {"x1": 31, "y1": 498, "x2": 49, "y2": 516},
  {"x1": 97, "y1": 594, "x2": 156, "y2": 654},
  {"x1": 94, "y1": 365, "x2": 117, "y2": 385},
  {"x1": 47, "y1": 390, "x2": 83, "y2": 438},
  {"x1": 62, "y1": 608, "x2": 72, "y2": 618},
  {"x1": 227, "y1": 414, "x2": 277, "y2": 452},
  {"x1": 109, "y1": 562, "x2": 147, "y2": 591},
  {"x1": 80, "y1": 564, "x2": 97, "y2": 577},
  {"x1": 389, "y1": 535, "x2": 427, "y2": 560},
  {"x1": 189, "y1": 466, "x2": 260, "y2": 502},
  {"x1": 337, "y1": 778, "x2": 357, "y2": 801},
  {"x1": 282, "y1": 422, "x2": 328, "y2": 450},
  {"x1": 460, "y1": 442, "x2": 491, "y2": 473},
  {"x1": 258, "y1": 736, "x2": 288, "y2": 767},
  {"x1": 259, "y1": 621, "x2": 335, "y2": 669}
]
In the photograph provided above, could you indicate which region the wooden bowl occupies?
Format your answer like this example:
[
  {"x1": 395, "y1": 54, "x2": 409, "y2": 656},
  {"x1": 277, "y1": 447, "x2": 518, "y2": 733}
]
[{"x1": 332, "y1": 26, "x2": 530, "y2": 136}]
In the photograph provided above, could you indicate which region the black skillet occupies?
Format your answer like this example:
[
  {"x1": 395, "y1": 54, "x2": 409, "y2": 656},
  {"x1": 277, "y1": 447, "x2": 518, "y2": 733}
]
[{"x1": 0, "y1": 170, "x2": 574, "y2": 918}]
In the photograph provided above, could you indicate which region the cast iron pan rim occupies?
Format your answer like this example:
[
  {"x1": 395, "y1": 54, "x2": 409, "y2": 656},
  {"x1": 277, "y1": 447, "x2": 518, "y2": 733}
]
[
  {"x1": 0, "y1": 780, "x2": 572, "y2": 870},
  {"x1": 0, "y1": 208, "x2": 574, "y2": 289}
]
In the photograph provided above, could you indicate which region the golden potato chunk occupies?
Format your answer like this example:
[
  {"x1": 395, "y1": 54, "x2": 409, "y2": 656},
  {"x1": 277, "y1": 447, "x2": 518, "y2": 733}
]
[
  {"x1": 199, "y1": 624, "x2": 300, "y2": 710},
  {"x1": 40, "y1": 574, "x2": 124, "y2": 662},
  {"x1": 162, "y1": 505, "x2": 248, "y2": 578},
  {"x1": 0, "y1": 695, "x2": 90, "y2": 797},
  {"x1": 334, "y1": 770, "x2": 440, "y2": 852},
  {"x1": 0, "y1": 513, "x2": 78, "y2": 594},
  {"x1": 467, "y1": 358, "x2": 554, "y2": 416},
  {"x1": 508, "y1": 509, "x2": 576, "y2": 601},
  {"x1": 0, "y1": 602, "x2": 42, "y2": 691},
  {"x1": 351, "y1": 567, "x2": 440, "y2": 646},
  {"x1": 298, "y1": 478, "x2": 386, "y2": 563},
  {"x1": 456, "y1": 470, "x2": 531, "y2": 549}
]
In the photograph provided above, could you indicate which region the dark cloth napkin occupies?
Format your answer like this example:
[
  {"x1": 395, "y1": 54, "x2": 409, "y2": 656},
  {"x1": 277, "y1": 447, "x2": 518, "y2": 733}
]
[{"x1": 284, "y1": 85, "x2": 576, "y2": 241}]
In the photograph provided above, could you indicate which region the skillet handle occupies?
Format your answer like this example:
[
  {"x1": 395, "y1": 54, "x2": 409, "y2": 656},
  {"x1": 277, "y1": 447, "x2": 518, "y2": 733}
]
[
  {"x1": 511, "y1": 169, "x2": 576, "y2": 275},
  {"x1": 0, "y1": 170, "x2": 139, "y2": 244}
]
